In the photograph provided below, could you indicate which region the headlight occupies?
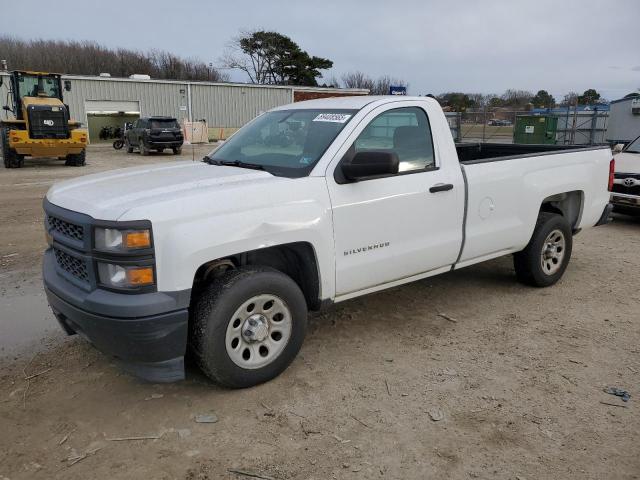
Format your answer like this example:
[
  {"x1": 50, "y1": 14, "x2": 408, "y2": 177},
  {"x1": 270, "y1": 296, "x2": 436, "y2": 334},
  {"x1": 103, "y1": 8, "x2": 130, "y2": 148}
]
[
  {"x1": 97, "y1": 262, "x2": 155, "y2": 288},
  {"x1": 95, "y1": 227, "x2": 151, "y2": 251}
]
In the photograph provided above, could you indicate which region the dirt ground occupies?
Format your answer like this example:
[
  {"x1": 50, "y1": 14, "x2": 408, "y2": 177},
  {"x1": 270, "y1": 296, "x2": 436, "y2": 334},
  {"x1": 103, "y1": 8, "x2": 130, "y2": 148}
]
[{"x1": 0, "y1": 145, "x2": 639, "y2": 480}]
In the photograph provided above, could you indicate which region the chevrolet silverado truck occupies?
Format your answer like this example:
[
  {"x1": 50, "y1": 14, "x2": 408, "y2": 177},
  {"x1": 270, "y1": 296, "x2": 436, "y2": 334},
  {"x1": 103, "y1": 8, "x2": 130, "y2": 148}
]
[
  {"x1": 42, "y1": 96, "x2": 614, "y2": 388},
  {"x1": 610, "y1": 134, "x2": 640, "y2": 214}
]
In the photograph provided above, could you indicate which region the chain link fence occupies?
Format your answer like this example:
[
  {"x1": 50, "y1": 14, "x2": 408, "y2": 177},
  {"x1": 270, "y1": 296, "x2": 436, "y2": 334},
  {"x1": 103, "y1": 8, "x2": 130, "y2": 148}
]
[{"x1": 446, "y1": 108, "x2": 609, "y2": 145}]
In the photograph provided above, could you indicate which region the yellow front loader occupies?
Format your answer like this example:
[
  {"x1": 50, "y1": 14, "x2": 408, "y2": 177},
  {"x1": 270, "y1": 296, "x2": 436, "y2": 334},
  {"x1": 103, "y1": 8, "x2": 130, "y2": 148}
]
[{"x1": 1, "y1": 70, "x2": 87, "y2": 168}]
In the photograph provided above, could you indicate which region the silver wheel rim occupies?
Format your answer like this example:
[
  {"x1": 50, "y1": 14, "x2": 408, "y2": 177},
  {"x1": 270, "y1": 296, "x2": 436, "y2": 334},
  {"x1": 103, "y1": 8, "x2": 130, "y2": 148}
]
[
  {"x1": 225, "y1": 294, "x2": 292, "y2": 370},
  {"x1": 540, "y1": 229, "x2": 565, "y2": 275}
]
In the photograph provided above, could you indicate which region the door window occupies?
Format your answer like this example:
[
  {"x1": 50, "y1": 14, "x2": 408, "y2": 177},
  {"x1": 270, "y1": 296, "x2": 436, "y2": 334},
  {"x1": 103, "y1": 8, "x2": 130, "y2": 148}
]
[{"x1": 352, "y1": 107, "x2": 435, "y2": 173}]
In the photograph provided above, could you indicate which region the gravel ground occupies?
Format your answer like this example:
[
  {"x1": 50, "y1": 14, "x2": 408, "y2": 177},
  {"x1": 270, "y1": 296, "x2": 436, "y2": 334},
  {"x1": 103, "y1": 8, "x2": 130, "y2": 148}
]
[{"x1": 0, "y1": 145, "x2": 638, "y2": 480}]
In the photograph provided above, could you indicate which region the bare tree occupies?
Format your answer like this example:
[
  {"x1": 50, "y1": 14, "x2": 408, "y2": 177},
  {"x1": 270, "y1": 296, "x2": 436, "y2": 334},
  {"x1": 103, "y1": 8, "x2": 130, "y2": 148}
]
[
  {"x1": 467, "y1": 93, "x2": 491, "y2": 109},
  {"x1": 0, "y1": 35, "x2": 228, "y2": 81},
  {"x1": 341, "y1": 71, "x2": 375, "y2": 91},
  {"x1": 371, "y1": 75, "x2": 408, "y2": 95},
  {"x1": 322, "y1": 75, "x2": 341, "y2": 88},
  {"x1": 560, "y1": 91, "x2": 579, "y2": 107},
  {"x1": 340, "y1": 72, "x2": 408, "y2": 94},
  {"x1": 500, "y1": 89, "x2": 534, "y2": 107}
]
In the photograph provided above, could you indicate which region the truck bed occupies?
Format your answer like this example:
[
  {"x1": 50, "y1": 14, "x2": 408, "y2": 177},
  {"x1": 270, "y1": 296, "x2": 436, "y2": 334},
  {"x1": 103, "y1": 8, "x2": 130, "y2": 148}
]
[{"x1": 456, "y1": 143, "x2": 609, "y2": 164}]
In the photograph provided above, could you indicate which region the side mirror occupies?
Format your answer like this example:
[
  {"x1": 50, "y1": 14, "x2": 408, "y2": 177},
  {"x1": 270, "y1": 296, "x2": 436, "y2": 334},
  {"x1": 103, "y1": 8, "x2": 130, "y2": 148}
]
[
  {"x1": 64, "y1": 80, "x2": 71, "y2": 92},
  {"x1": 341, "y1": 151, "x2": 399, "y2": 181},
  {"x1": 613, "y1": 143, "x2": 625, "y2": 153}
]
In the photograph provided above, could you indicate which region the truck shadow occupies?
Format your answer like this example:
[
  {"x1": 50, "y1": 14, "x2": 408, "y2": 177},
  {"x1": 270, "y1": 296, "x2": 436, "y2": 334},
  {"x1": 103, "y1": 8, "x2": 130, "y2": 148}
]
[{"x1": 611, "y1": 212, "x2": 640, "y2": 226}]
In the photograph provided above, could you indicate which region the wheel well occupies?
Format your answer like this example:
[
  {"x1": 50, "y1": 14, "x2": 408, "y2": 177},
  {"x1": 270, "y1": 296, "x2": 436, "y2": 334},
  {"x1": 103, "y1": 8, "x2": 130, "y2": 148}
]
[
  {"x1": 540, "y1": 191, "x2": 583, "y2": 230},
  {"x1": 192, "y1": 242, "x2": 322, "y2": 311}
]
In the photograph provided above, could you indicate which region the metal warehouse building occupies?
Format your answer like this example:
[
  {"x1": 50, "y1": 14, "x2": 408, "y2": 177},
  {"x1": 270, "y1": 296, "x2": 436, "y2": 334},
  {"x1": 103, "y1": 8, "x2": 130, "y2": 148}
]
[
  {"x1": 0, "y1": 72, "x2": 368, "y2": 142},
  {"x1": 606, "y1": 94, "x2": 640, "y2": 144}
]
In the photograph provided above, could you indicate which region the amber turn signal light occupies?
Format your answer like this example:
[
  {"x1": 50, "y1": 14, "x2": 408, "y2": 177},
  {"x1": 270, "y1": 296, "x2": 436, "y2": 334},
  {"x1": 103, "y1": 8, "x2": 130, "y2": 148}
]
[
  {"x1": 126, "y1": 267, "x2": 154, "y2": 286},
  {"x1": 124, "y1": 230, "x2": 151, "y2": 249}
]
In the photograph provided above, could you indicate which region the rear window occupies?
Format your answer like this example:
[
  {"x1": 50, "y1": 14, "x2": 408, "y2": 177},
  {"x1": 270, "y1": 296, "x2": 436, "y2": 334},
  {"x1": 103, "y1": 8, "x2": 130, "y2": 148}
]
[{"x1": 150, "y1": 119, "x2": 179, "y2": 129}]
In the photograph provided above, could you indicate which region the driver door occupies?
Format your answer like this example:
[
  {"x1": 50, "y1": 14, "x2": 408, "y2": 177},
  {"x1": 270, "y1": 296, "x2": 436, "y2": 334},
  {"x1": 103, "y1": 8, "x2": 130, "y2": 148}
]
[{"x1": 327, "y1": 103, "x2": 464, "y2": 297}]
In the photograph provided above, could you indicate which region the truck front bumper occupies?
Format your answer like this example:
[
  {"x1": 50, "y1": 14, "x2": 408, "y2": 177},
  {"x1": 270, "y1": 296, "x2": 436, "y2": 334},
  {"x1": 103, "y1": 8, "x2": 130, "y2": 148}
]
[
  {"x1": 10, "y1": 129, "x2": 88, "y2": 157},
  {"x1": 43, "y1": 249, "x2": 190, "y2": 382},
  {"x1": 610, "y1": 192, "x2": 640, "y2": 211}
]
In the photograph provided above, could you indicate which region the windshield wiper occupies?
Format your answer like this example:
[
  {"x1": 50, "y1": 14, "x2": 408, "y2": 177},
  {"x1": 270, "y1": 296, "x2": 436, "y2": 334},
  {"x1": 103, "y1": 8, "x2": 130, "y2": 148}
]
[
  {"x1": 202, "y1": 155, "x2": 220, "y2": 165},
  {"x1": 203, "y1": 157, "x2": 267, "y2": 171},
  {"x1": 219, "y1": 160, "x2": 266, "y2": 171}
]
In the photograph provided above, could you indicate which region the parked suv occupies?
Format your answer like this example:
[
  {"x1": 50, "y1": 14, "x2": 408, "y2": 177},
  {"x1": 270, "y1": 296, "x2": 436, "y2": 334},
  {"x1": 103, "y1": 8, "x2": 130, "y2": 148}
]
[{"x1": 125, "y1": 116, "x2": 184, "y2": 155}]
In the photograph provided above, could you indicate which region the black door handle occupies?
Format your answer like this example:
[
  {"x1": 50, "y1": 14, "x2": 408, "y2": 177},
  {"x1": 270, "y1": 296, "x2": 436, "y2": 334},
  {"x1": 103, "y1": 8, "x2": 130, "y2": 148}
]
[{"x1": 429, "y1": 183, "x2": 454, "y2": 193}]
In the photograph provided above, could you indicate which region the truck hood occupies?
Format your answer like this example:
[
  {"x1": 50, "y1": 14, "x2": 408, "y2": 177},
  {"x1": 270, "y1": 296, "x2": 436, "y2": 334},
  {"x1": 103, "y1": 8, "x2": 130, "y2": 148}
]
[
  {"x1": 614, "y1": 152, "x2": 640, "y2": 175},
  {"x1": 46, "y1": 161, "x2": 277, "y2": 220}
]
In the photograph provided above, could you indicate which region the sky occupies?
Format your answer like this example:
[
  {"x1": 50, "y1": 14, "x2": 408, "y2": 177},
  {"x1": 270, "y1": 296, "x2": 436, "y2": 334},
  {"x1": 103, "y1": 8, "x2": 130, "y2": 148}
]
[{"x1": 1, "y1": 0, "x2": 639, "y2": 101}]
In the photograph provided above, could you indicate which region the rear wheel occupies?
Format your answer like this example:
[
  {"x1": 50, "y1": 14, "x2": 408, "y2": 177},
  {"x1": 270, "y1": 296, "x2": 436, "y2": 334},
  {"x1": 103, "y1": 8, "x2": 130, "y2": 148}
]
[
  {"x1": 190, "y1": 266, "x2": 308, "y2": 388},
  {"x1": 65, "y1": 149, "x2": 86, "y2": 167},
  {"x1": 513, "y1": 212, "x2": 572, "y2": 287},
  {"x1": 1, "y1": 128, "x2": 24, "y2": 168}
]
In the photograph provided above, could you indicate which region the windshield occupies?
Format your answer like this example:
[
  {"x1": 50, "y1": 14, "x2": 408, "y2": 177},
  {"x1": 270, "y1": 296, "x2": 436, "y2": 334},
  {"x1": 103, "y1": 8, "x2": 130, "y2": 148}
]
[
  {"x1": 17, "y1": 74, "x2": 60, "y2": 99},
  {"x1": 150, "y1": 119, "x2": 179, "y2": 129},
  {"x1": 206, "y1": 109, "x2": 357, "y2": 177},
  {"x1": 626, "y1": 135, "x2": 640, "y2": 154}
]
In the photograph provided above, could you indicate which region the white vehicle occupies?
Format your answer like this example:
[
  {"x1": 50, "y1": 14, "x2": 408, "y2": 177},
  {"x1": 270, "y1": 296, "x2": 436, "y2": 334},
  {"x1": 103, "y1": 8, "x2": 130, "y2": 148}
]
[
  {"x1": 611, "y1": 134, "x2": 640, "y2": 214},
  {"x1": 43, "y1": 96, "x2": 614, "y2": 387}
]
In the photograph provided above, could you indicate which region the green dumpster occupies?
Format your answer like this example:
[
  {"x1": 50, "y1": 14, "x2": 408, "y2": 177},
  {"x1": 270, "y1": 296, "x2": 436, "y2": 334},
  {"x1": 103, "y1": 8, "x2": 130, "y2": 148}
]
[{"x1": 514, "y1": 115, "x2": 557, "y2": 144}]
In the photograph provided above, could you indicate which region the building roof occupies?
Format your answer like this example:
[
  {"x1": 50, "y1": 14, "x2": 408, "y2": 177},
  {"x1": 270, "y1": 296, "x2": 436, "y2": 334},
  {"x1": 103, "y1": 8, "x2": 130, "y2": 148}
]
[
  {"x1": 610, "y1": 93, "x2": 640, "y2": 105},
  {"x1": 530, "y1": 104, "x2": 610, "y2": 114},
  {"x1": 0, "y1": 70, "x2": 369, "y2": 94},
  {"x1": 272, "y1": 95, "x2": 436, "y2": 111}
]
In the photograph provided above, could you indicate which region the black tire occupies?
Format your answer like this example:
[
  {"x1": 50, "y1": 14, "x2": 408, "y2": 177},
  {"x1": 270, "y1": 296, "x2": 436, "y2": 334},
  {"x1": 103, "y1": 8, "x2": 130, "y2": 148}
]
[
  {"x1": 65, "y1": 149, "x2": 86, "y2": 167},
  {"x1": 513, "y1": 212, "x2": 572, "y2": 287},
  {"x1": 190, "y1": 266, "x2": 308, "y2": 388},
  {"x1": 1, "y1": 127, "x2": 24, "y2": 168},
  {"x1": 140, "y1": 139, "x2": 149, "y2": 156},
  {"x1": 113, "y1": 139, "x2": 124, "y2": 150},
  {"x1": 172, "y1": 146, "x2": 182, "y2": 155}
]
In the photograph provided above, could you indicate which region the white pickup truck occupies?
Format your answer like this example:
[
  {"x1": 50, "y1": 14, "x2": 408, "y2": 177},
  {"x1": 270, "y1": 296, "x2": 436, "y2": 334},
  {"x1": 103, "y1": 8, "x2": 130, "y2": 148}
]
[
  {"x1": 611, "y1": 134, "x2": 640, "y2": 214},
  {"x1": 43, "y1": 96, "x2": 614, "y2": 387}
]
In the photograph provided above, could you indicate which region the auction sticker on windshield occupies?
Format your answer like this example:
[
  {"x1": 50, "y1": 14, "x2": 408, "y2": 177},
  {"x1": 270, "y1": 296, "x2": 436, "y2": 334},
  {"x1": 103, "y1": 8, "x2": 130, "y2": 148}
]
[{"x1": 313, "y1": 113, "x2": 352, "y2": 123}]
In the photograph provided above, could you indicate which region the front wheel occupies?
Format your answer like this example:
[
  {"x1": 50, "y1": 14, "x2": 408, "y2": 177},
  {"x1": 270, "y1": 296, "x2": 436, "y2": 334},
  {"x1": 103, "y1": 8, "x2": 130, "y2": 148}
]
[
  {"x1": 190, "y1": 267, "x2": 308, "y2": 388},
  {"x1": 513, "y1": 212, "x2": 573, "y2": 287},
  {"x1": 1, "y1": 127, "x2": 24, "y2": 168},
  {"x1": 113, "y1": 139, "x2": 124, "y2": 150},
  {"x1": 64, "y1": 149, "x2": 86, "y2": 167}
]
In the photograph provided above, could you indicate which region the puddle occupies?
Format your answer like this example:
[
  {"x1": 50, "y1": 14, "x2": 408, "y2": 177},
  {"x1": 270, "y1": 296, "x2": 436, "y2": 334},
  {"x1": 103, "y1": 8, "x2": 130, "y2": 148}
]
[{"x1": 0, "y1": 290, "x2": 63, "y2": 357}]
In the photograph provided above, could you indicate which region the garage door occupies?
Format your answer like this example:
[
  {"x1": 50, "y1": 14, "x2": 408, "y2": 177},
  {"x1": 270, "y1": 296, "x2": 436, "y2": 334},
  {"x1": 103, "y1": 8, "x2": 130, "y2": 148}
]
[{"x1": 85, "y1": 100, "x2": 140, "y2": 114}]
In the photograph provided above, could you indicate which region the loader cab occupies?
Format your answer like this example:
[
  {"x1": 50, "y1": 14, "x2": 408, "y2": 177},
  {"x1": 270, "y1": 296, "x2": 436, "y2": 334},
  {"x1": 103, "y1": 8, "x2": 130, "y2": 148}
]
[
  {"x1": 5, "y1": 71, "x2": 71, "y2": 140},
  {"x1": 9, "y1": 71, "x2": 66, "y2": 121}
]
